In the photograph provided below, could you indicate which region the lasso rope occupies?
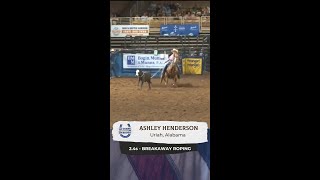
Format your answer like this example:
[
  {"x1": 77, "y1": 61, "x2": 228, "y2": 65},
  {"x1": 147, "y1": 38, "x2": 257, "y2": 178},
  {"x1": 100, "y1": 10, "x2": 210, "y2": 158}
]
[
  {"x1": 150, "y1": 57, "x2": 178, "y2": 79},
  {"x1": 151, "y1": 68, "x2": 163, "y2": 78}
]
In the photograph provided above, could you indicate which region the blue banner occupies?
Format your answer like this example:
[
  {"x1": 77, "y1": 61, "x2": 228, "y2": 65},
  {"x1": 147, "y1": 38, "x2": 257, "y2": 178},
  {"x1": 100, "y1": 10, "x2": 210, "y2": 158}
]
[{"x1": 160, "y1": 24, "x2": 200, "y2": 36}]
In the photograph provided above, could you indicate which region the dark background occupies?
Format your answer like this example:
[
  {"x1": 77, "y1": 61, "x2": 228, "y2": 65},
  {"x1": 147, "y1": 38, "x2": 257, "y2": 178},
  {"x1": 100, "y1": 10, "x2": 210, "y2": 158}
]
[{"x1": 3, "y1": 0, "x2": 317, "y2": 179}]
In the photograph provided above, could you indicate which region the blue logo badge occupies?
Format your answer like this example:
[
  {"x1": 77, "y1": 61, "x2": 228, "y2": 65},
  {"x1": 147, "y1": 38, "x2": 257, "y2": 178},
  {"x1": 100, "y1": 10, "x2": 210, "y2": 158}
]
[
  {"x1": 119, "y1": 124, "x2": 131, "y2": 138},
  {"x1": 173, "y1": 25, "x2": 178, "y2": 32},
  {"x1": 127, "y1": 56, "x2": 135, "y2": 65}
]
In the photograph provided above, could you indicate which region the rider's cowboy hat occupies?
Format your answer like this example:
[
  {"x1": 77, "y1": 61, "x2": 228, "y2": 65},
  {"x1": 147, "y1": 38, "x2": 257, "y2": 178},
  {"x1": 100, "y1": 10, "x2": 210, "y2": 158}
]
[
  {"x1": 110, "y1": 49, "x2": 115, "y2": 52},
  {"x1": 171, "y1": 48, "x2": 179, "y2": 53}
]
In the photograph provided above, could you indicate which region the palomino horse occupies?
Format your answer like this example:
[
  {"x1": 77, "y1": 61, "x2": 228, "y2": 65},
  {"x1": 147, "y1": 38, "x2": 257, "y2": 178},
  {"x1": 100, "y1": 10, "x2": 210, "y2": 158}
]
[{"x1": 160, "y1": 57, "x2": 179, "y2": 87}]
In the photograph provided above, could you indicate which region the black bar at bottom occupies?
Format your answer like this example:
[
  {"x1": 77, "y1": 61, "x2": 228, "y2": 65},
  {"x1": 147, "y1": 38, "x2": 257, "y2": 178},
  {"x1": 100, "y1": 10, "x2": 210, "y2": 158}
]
[{"x1": 120, "y1": 142, "x2": 197, "y2": 155}]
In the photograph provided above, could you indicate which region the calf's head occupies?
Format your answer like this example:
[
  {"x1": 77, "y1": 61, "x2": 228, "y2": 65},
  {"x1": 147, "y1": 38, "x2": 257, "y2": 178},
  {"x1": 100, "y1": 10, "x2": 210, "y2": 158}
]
[{"x1": 135, "y1": 69, "x2": 143, "y2": 77}]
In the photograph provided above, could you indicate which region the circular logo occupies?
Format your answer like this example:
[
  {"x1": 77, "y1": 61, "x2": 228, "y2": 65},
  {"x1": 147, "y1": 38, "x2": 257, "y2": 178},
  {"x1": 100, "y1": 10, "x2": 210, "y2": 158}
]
[
  {"x1": 112, "y1": 27, "x2": 121, "y2": 36},
  {"x1": 119, "y1": 124, "x2": 131, "y2": 138}
]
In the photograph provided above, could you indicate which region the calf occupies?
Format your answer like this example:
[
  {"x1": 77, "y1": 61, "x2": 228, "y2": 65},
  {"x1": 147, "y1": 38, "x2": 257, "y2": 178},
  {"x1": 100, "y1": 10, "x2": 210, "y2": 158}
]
[{"x1": 135, "y1": 69, "x2": 152, "y2": 90}]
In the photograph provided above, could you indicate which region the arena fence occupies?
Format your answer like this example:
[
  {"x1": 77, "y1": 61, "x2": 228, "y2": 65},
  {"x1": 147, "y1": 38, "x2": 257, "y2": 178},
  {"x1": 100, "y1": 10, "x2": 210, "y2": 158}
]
[
  {"x1": 110, "y1": 35, "x2": 210, "y2": 73},
  {"x1": 110, "y1": 48, "x2": 209, "y2": 78},
  {"x1": 110, "y1": 16, "x2": 210, "y2": 33}
]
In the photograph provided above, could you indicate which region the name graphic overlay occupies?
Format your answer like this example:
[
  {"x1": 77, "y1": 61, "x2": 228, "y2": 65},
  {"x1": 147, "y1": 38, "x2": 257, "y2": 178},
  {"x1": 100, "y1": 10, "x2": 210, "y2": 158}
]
[{"x1": 112, "y1": 121, "x2": 208, "y2": 144}]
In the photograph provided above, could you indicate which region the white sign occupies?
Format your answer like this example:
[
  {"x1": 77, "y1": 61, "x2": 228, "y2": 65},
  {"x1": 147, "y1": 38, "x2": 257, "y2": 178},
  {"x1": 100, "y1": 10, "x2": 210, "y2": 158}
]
[
  {"x1": 123, "y1": 53, "x2": 168, "y2": 69},
  {"x1": 111, "y1": 25, "x2": 149, "y2": 37},
  {"x1": 112, "y1": 121, "x2": 208, "y2": 144}
]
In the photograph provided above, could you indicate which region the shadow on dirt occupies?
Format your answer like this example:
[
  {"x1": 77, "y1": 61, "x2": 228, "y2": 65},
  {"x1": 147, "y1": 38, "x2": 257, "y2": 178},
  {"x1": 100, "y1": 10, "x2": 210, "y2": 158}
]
[
  {"x1": 151, "y1": 83, "x2": 196, "y2": 88},
  {"x1": 177, "y1": 83, "x2": 195, "y2": 88}
]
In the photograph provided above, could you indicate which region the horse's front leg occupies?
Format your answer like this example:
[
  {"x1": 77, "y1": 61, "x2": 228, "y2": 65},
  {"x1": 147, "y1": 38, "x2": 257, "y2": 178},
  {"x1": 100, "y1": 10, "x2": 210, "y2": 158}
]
[
  {"x1": 163, "y1": 74, "x2": 167, "y2": 85},
  {"x1": 165, "y1": 77, "x2": 169, "y2": 87},
  {"x1": 173, "y1": 76, "x2": 178, "y2": 87}
]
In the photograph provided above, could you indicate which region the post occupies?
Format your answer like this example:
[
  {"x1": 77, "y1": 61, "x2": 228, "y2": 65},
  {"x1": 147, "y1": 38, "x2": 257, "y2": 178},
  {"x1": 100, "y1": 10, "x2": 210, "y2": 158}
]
[
  {"x1": 200, "y1": 16, "x2": 202, "y2": 33},
  {"x1": 198, "y1": 17, "x2": 200, "y2": 31},
  {"x1": 136, "y1": 1, "x2": 138, "y2": 13}
]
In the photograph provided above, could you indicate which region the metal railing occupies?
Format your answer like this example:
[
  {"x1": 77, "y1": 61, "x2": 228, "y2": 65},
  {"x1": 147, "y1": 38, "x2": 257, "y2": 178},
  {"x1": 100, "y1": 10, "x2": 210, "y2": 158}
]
[{"x1": 110, "y1": 16, "x2": 210, "y2": 32}]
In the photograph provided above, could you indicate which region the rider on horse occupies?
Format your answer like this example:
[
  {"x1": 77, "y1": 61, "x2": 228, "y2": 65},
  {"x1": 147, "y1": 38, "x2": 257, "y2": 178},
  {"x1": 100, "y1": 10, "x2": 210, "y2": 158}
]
[{"x1": 161, "y1": 48, "x2": 181, "y2": 79}]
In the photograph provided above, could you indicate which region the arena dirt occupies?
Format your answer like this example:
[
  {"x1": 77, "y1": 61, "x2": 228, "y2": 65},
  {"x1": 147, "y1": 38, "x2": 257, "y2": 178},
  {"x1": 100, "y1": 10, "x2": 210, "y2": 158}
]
[{"x1": 110, "y1": 72, "x2": 210, "y2": 128}]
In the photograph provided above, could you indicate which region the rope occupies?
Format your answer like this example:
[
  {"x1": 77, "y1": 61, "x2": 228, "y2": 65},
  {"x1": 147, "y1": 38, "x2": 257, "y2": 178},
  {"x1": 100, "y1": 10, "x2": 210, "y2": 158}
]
[
  {"x1": 138, "y1": 73, "x2": 145, "y2": 78},
  {"x1": 151, "y1": 68, "x2": 163, "y2": 78}
]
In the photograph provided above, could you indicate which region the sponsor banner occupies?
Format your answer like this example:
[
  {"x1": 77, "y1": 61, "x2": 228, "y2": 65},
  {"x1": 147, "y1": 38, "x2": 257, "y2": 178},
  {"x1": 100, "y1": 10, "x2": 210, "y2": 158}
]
[
  {"x1": 160, "y1": 24, "x2": 200, "y2": 36},
  {"x1": 112, "y1": 121, "x2": 208, "y2": 144},
  {"x1": 182, "y1": 58, "x2": 203, "y2": 74},
  {"x1": 111, "y1": 25, "x2": 149, "y2": 37},
  {"x1": 123, "y1": 53, "x2": 169, "y2": 69}
]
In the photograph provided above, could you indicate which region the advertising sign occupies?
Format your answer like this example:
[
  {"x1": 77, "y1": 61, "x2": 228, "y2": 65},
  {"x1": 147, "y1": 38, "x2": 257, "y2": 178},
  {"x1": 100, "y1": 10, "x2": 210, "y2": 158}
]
[
  {"x1": 123, "y1": 53, "x2": 169, "y2": 69},
  {"x1": 111, "y1": 25, "x2": 149, "y2": 37},
  {"x1": 160, "y1": 24, "x2": 200, "y2": 36},
  {"x1": 182, "y1": 58, "x2": 203, "y2": 74}
]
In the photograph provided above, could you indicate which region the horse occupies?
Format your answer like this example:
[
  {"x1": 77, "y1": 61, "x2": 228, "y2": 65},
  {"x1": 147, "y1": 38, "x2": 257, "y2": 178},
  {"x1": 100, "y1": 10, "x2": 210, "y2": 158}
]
[{"x1": 160, "y1": 57, "x2": 179, "y2": 87}]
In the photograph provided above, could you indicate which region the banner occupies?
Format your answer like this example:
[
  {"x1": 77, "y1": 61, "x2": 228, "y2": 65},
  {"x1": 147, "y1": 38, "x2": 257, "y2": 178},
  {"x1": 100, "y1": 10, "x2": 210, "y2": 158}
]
[
  {"x1": 182, "y1": 58, "x2": 203, "y2": 74},
  {"x1": 160, "y1": 24, "x2": 200, "y2": 36},
  {"x1": 111, "y1": 25, "x2": 149, "y2": 37},
  {"x1": 123, "y1": 53, "x2": 169, "y2": 69},
  {"x1": 112, "y1": 121, "x2": 208, "y2": 144}
]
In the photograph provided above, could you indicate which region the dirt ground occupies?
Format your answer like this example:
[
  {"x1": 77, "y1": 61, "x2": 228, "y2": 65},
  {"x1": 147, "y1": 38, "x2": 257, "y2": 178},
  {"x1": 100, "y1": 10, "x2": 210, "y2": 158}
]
[{"x1": 110, "y1": 72, "x2": 210, "y2": 128}]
